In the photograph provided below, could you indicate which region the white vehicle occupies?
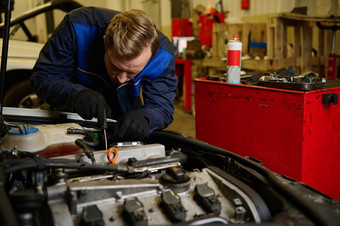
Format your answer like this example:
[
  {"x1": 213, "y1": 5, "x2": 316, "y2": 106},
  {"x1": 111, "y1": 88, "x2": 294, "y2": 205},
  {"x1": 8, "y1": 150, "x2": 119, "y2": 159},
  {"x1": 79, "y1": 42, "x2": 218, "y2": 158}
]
[
  {"x1": 0, "y1": 38, "x2": 44, "y2": 108},
  {"x1": 0, "y1": 0, "x2": 82, "y2": 109}
]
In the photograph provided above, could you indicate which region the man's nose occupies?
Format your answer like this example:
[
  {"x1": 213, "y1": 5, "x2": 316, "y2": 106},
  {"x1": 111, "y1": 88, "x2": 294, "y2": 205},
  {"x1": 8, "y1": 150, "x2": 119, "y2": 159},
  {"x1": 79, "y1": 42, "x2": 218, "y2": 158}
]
[{"x1": 117, "y1": 72, "x2": 128, "y2": 83}]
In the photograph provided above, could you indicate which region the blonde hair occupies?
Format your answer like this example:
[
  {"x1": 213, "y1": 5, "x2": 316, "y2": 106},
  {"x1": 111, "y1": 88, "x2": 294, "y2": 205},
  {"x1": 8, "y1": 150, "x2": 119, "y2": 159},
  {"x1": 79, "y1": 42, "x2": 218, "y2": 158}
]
[{"x1": 104, "y1": 9, "x2": 160, "y2": 59}]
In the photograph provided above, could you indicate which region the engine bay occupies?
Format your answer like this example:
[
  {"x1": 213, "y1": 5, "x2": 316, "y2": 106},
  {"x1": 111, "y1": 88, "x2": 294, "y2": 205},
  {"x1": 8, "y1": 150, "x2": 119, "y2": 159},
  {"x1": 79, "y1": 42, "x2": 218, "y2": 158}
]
[{"x1": 0, "y1": 108, "x2": 340, "y2": 226}]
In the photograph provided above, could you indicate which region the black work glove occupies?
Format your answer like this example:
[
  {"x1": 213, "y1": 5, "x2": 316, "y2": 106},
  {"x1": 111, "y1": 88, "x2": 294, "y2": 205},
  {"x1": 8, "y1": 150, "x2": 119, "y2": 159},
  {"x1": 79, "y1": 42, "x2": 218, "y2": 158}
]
[
  {"x1": 111, "y1": 110, "x2": 150, "y2": 141},
  {"x1": 75, "y1": 89, "x2": 112, "y2": 128}
]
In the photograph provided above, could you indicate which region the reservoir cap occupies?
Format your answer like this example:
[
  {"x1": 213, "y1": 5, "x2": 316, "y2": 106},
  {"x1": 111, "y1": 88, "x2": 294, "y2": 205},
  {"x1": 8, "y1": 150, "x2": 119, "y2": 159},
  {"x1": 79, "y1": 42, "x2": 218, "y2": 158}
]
[{"x1": 8, "y1": 125, "x2": 39, "y2": 135}]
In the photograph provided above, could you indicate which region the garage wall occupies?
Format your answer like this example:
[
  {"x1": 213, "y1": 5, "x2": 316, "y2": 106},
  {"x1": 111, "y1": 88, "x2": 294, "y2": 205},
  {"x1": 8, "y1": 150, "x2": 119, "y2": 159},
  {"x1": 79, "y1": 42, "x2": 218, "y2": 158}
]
[
  {"x1": 190, "y1": 0, "x2": 339, "y2": 22},
  {"x1": 190, "y1": 0, "x2": 295, "y2": 23},
  {"x1": 6, "y1": 0, "x2": 339, "y2": 44},
  {"x1": 77, "y1": 0, "x2": 172, "y2": 40},
  {"x1": 6, "y1": 0, "x2": 171, "y2": 42}
]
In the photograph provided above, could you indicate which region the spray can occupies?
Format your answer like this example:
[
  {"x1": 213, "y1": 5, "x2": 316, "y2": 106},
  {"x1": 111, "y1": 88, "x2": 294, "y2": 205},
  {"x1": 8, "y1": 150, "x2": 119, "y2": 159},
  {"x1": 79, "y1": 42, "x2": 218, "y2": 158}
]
[{"x1": 227, "y1": 35, "x2": 242, "y2": 84}]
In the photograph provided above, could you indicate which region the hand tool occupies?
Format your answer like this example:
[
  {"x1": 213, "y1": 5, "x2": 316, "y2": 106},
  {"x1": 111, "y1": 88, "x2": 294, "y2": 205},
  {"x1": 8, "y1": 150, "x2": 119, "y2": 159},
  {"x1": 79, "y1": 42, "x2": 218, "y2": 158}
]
[{"x1": 102, "y1": 109, "x2": 108, "y2": 151}]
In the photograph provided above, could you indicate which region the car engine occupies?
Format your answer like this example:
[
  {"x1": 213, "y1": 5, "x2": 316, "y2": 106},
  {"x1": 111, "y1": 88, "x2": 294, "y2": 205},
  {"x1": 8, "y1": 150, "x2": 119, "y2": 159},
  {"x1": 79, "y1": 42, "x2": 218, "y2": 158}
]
[{"x1": 0, "y1": 108, "x2": 340, "y2": 226}]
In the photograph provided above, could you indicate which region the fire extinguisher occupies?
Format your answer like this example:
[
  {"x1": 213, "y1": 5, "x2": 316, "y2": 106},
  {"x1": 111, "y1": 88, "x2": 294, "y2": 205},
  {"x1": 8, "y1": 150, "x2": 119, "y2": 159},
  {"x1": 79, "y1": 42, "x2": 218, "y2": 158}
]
[
  {"x1": 241, "y1": 0, "x2": 249, "y2": 9},
  {"x1": 317, "y1": 22, "x2": 340, "y2": 80}
]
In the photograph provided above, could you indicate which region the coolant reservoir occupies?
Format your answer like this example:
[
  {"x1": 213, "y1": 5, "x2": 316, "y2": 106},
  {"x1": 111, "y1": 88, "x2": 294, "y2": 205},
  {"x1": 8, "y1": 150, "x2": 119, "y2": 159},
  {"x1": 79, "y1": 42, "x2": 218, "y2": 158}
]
[{"x1": 1, "y1": 123, "x2": 84, "y2": 153}]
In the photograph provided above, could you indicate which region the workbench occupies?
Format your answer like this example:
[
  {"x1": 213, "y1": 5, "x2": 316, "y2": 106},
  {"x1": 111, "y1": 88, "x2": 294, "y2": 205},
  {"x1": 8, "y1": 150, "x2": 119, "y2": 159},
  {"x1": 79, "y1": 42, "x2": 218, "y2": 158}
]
[
  {"x1": 266, "y1": 13, "x2": 340, "y2": 77},
  {"x1": 195, "y1": 78, "x2": 340, "y2": 201},
  {"x1": 198, "y1": 13, "x2": 340, "y2": 76}
]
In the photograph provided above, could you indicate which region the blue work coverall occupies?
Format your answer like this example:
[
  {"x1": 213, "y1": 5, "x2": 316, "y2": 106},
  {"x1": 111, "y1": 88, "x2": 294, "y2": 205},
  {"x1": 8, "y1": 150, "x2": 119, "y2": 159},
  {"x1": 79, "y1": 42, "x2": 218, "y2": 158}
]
[{"x1": 31, "y1": 7, "x2": 178, "y2": 132}]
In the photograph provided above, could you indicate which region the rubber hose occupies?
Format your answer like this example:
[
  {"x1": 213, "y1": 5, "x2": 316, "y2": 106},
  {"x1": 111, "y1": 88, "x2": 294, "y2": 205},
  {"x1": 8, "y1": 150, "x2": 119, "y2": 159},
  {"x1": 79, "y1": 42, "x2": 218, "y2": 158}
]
[
  {"x1": 75, "y1": 139, "x2": 96, "y2": 164},
  {"x1": 3, "y1": 159, "x2": 121, "y2": 176},
  {"x1": 67, "y1": 128, "x2": 98, "y2": 147}
]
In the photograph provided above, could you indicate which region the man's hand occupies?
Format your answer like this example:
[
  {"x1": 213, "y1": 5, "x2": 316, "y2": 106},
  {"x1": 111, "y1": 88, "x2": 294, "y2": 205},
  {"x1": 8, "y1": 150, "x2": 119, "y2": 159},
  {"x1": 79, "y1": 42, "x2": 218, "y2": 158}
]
[
  {"x1": 112, "y1": 110, "x2": 150, "y2": 141},
  {"x1": 75, "y1": 89, "x2": 112, "y2": 128}
]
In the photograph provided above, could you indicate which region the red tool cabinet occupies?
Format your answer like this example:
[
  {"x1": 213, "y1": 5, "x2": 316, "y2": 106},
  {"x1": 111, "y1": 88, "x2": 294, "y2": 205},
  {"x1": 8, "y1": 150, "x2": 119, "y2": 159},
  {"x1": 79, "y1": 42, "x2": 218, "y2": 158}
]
[{"x1": 195, "y1": 78, "x2": 340, "y2": 201}]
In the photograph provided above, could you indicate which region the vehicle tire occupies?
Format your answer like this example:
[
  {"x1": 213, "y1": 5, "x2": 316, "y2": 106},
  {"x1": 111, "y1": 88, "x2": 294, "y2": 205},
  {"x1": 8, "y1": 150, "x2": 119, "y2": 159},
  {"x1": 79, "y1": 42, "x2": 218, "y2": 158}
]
[{"x1": 3, "y1": 79, "x2": 50, "y2": 110}]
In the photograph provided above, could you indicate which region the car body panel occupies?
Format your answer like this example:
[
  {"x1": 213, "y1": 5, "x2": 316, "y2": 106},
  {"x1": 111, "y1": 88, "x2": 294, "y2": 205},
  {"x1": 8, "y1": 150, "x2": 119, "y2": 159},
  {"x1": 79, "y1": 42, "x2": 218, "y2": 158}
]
[
  {"x1": 0, "y1": 38, "x2": 43, "y2": 59},
  {"x1": 1, "y1": 38, "x2": 43, "y2": 70},
  {"x1": 0, "y1": 0, "x2": 82, "y2": 108}
]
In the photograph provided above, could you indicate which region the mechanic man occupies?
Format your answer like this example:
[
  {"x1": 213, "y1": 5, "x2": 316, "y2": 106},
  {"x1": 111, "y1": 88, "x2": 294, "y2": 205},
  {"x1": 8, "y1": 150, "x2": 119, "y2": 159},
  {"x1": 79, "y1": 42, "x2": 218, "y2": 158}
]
[{"x1": 31, "y1": 7, "x2": 178, "y2": 141}]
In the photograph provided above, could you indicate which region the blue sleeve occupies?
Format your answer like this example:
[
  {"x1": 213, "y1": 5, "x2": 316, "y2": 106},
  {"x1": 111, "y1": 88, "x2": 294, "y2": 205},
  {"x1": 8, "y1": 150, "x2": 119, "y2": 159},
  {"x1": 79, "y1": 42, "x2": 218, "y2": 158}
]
[
  {"x1": 31, "y1": 14, "x2": 86, "y2": 111},
  {"x1": 137, "y1": 36, "x2": 178, "y2": 132}
]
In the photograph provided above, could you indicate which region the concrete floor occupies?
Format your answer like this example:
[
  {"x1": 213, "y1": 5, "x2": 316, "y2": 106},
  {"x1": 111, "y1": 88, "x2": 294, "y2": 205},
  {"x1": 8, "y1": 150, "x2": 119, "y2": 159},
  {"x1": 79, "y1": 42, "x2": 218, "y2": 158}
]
[{"x1": 165, "y1": 100, "x2": 196, "y2": 138}]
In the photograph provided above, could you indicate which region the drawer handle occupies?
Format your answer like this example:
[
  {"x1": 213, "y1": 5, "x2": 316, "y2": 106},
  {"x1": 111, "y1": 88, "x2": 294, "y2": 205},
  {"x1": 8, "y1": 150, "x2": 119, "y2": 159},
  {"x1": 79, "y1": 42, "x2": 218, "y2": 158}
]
[
  {"x1": 245, "y1": 156, "x2": 263, "y2": 165},
  {"x1": 322, "y1": 93, "x2": 338, "y2": 105}
]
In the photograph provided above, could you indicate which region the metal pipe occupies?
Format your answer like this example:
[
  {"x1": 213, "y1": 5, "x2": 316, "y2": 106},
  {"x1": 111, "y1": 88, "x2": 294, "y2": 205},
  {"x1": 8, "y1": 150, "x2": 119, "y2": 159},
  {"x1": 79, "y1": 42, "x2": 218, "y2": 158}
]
[
  {"x1": 130, "y1": 153, "x2": 187, "y2": 168},
  {"x1": 332, "y1": 30, "x2": 336, "y2": 53}
]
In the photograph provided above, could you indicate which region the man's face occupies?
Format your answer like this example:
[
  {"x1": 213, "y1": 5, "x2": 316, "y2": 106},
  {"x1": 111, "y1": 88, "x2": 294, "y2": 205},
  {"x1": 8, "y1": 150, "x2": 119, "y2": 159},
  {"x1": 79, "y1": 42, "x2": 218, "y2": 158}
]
[{"x1": 104, "y1": 43, "x2": 152, "y2": 85}]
